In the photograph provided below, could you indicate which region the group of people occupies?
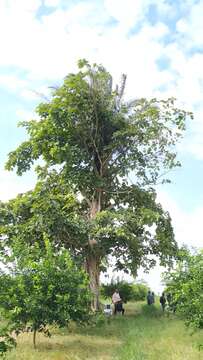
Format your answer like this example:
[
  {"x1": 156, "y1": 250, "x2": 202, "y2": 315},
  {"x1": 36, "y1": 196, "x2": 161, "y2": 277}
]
[
  {"x1": 104, "y1": 289, "x2": 173, "y2": 317},
  {"x1": 147, "y1": 290, "x2": 172, "y2": 312}
]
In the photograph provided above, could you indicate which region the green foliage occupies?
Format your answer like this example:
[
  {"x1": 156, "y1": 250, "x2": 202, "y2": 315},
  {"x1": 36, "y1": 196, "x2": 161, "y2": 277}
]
[
  {"x1": 6, "y1": 61, "x2": 191, "y2": 188},
  {"x1": 0, "y1": 325, "x2": 16, "y2": 358},
  {"x1": 131, "y1": 283, "x2": 148, "y2": 301},
  {"x1": 0, "y1": 176, "x2": 178, "y2": 276},
  {"x1": 5, "y1": 59, "x2": 191, "y2": 199},
  {"x1": 101, "y1": 280, "x2": 148, "y2": 303},
  {"x1": 0, "y1": 238, "x2": 91, "y2": 349},
  {"x1": 89, "y1": 312, "x2": 107, "y2": 328},
  {"x1": 0, "y1": 173, "x2": 89, "y2": 264},
  {"x1": 164, "y1": 250, "x2": 203, "y2": 329}
]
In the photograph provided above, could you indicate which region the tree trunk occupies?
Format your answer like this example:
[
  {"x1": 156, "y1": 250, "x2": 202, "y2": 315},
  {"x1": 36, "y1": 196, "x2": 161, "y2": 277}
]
[
  {"x1": 85, "y1": 192, "x2": 102, "y2": 311},
  {"x1": 86, "y1": 253, "x2": 100, "y2": 311},
  {"x1": 33, "y1": 329, "x2": 37, "y2": 349}
]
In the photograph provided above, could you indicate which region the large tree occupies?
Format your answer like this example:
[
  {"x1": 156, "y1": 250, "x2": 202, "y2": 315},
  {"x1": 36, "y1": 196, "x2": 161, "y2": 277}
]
[{"x1": 3, "y1": 60, "x2": 191, "y2": 309}]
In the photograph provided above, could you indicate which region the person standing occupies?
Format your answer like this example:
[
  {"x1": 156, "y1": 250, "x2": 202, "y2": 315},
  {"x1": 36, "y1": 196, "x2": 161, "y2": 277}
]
[
  {"x1": 160, "y1": 292, "x2": 166, "y2": 312},
  {"x1": 151, "y1": 292, "x2": 155, "y2": 304},
  {"x1": 112, "y1": 289, "x2": 122, "y2": 314},
  {"x1": 147, "y1": 291, "x2": 152, "y2": 305},
  {"x1": 166, "y1": 292, "x2": 172, "y2": 306}
]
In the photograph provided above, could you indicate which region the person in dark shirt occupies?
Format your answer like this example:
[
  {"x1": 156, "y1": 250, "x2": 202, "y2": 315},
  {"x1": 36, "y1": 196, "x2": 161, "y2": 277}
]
[
  {"x1": 151, "y1": 292, "x2": 155, "y2": 304},
  {"x1": 166, "y1": 292, "x2": 172, "y2": 306},
  {"x1": 147, "y1": 291, "x2": 152, "y2": 305},
  {"x1": 115, "y1": 300, "x2": 125, "y2": 315},
  {"x1": 160, "y1": 292, "x2": 166, "y2": 312}
]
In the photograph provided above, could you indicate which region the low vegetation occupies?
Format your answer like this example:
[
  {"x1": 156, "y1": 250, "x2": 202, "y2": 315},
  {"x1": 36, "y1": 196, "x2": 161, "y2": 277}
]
[{"x1": 2, "y1": 303, "x2": 202, "y2": 360}]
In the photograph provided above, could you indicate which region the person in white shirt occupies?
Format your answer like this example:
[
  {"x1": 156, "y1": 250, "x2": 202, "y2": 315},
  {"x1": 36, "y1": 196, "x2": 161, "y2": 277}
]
[
  {"x1": 112, "y1": 289, "x2": 124, "y2": 315},
  {"x1": 112, "y1": 289, "x2": 121, "y2": 304}
]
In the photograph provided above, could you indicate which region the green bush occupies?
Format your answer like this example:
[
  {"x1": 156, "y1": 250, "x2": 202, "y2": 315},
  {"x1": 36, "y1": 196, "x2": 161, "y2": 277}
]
[
  {"x1": 0, "y1": 325, "x2": 16, "y2": 358},
  {"x1": 131, "y1": 283, "x2": 148, "y2": 301},
  {"x1": 0, "y1": 238, "x2": 91, "y2": 350},
  {"x1": 101, "y1": 280, "x2": 148, "y2": 303},
  {"x1": 164, "y1": 251, "x2": 203, "y2": 329}
]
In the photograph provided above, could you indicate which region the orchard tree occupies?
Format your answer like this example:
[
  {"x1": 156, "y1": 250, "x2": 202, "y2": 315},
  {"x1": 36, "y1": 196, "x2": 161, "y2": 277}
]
[
  {"x1": 3, "y1": 59, "x2": 191, "y2": 310},
  {"x1": 165, "y1": 251, "x2": 203, "y2": 329},
  {"x1": 0, "y1": 237, "x2": 90, "y2": 349}
]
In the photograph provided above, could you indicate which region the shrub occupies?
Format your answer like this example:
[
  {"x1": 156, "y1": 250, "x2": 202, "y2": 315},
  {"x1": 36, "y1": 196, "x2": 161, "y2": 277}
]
[
  {"x1": 101, "y1": 280, "x2": 148, "y2": 303},
  {"x1": 164, "y1": 251, "x2": 203, "y2": 329},
  {"x1": 0, "y1": 325, "x2": 16, "y2": 358},
  {"x1": 0, "y1": 239, "x2": 91, "y2": 350},
  {"x1": 131, "y1": 283, "x2": 148, "y2": 301}
]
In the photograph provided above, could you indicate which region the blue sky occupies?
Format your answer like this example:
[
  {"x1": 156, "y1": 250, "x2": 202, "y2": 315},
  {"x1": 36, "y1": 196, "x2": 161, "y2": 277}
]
[{"x1": 0, "y1": 0, "x2": 203, "y2": 292}]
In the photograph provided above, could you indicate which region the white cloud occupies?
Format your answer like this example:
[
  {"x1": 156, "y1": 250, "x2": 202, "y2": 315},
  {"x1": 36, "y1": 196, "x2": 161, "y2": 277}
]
[
  {"x1": 0, "y1": 0, "x2": 169, "y2": 95},
  {"x1": 163, "y1": 45, "x2": 203, "y2": 105},
  {"x1": 103, "y1": 0, "x2": 173, "y2": 30},
  {"x1": 44, "y1": 0, "x2": 61, "y2": 7},
  {"x1": 0, "y1": 2, "x2": 105, "y2": 80},
  {"x1": 176, "y1": 1, "x2": 203, "y2": 48},
  {"x1": 0, "y1": 0, "x2": 42, "y2": 14},
  {"x1": 157, "y1": 190, "x2": 203, "y2": 249},
  {"x1": 0, "y1": 75, "x2": 28, "y2": 92},
  {"x1": 150, "y1": 41, "x2": 203, "y2": 159},
  {"x1": 155, "y1": 0, "x2": 175, "y2": 17},
  {"x1": 0, "y1": 0, "x2": 203, "y2": 161},
  {"x1": 87, "y1": 22, "x2": 170, "y2": 99},
  {"x1": 0, "y1": 0, "x2": 202, "y2": 161},
  {"x1": 169, "y1": 2, "x2": 203, "y2": 153},
  {"x1": 104, "y1": 0, "x2": 148, "y2": 31}
]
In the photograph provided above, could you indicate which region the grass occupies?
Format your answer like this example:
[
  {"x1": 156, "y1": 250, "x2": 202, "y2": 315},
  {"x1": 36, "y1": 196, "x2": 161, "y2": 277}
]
[
  {"x1": 5, "y1": 302, "x2": 203, "y2": 359},
  {"x1": 115, "y1": 304, "x2": 203, "y2": 360}
]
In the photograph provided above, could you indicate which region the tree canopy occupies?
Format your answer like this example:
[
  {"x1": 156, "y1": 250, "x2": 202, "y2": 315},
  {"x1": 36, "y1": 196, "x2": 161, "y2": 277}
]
[
  {"x1": 0, "y1": 174, "x2": 177, "y2": 272},
  {"x1": 6, "y1": 60, "x2": 190, "y2": 190}
]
